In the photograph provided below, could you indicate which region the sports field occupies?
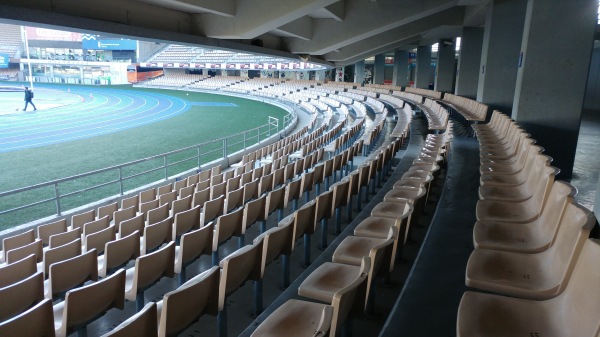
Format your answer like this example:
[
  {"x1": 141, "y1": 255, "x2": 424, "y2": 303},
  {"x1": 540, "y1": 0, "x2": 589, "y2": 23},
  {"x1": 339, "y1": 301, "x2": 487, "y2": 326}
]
[{"x1": 0, "y1": 83, "x2": 287, "y2": 229}]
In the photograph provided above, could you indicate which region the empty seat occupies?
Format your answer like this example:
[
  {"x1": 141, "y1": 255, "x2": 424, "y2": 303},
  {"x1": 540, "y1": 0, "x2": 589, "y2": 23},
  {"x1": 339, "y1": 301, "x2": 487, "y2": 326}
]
[
  {"x1": 125, "y1": 241, "x2": 175, "y2": 311},
  {"x1": 457, "y1": 239, "x2": 600, "y2": 337},
  {"x1": 174, "y1": 225, "x2": 213, "y2": 286},
  {"x1": 98, "y1": 202, "x2": 119, "y2": 222},
  {"x1": 0, "y1": 298, "x2": 55, "y2": 337},
  {"x1": 142, "y1": 218, "x2": 172, "y2": 255},
  {"x1": 172, "y1": 206, "x2": 200, "y2": 242},
  {"x1": 212, "y1": 207, "x2": 244, "y2": 266},
  {"x1": 53, "y1": 268, "x2": 125, "y2": 337},
  {"x1": 5, "y1": 238, "x2": 43, "y2": 264},
  {"x1": 101, "y1": 302, "x2": 157, "y2": 337},
  {"x1": 84, "y1": 225, "x2": 116, "y2": 255},
  {"x1": 49, "y1": 228, "x2": 82, "y2": 249},
  {"x1": 119, "y1": 213, "x2": 144, "y2": 238},
  {"x1": 113, "y1": 206, "x2": 136, "y2": 229},
  {"x1": 40, "y1": 238, "x2": 82, "y2": 277},
  {"x1": 98, "y1": 231, "x2": 140, "y2": 278},
  {"x1": 0, "y1": 271, "x2": 44, "y2": 322},
  {"x1": 82, "y1": 216, "x2": 110, "y2": 238},
  {"x1": 0, "y1": 229, "x2": 36, "y2": 263},
  {"x1": 0, "y1": 254, "x2": 37, "y2": 288},
  {"x1": 71, "y1": 210, "x2": 95, "y2": 230},
  {"x1": 45, "y1": 249, "x2": 99, "y2": 300},
  {"x1": 158, "y1": 266, "x2": 219, "y2": 337},
  {"x1": 147, "y1": 203, "x2": 170, "y2": 226},
  {"x1": 37, "y1": 219, "x2": 68, "y2": 247}
]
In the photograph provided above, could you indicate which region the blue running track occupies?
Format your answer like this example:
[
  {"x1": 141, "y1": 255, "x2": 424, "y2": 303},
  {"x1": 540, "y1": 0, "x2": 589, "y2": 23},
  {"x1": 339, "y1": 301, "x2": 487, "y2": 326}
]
[{"x1": 0, "y1": 85, "x2": 191, "y2": 153}]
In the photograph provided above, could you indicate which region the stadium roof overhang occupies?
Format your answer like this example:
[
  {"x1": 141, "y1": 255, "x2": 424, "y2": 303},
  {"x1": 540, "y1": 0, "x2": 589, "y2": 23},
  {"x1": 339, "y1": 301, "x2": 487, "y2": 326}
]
[{"x1": 0, "y1": 0, "x2": 489, "y2": 68}]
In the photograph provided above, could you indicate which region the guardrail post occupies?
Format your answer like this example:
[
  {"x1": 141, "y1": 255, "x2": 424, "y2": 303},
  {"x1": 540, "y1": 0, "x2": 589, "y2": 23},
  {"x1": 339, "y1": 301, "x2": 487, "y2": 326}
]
[
  {"x1": 223, "y1": 138, "x2": 228, "y2": 158},
  {"x1": 54, "y1": 183, "x2": 62, "y2": 216},
  {"x1": 243, "y1": 132, "x2": 247, "y2": 150},
  {"x1": 164, "y1": 155, "x2": 168, "y2": 180},
  {"x1": 118, "y1": 167, "x2": 124, "y2": 195},
  {"x1": 257, "y1": 129, "x2": 260, "y2": 144},
  {"x1": 197, "y1": 146, "x2": 201, "y2": 169}
]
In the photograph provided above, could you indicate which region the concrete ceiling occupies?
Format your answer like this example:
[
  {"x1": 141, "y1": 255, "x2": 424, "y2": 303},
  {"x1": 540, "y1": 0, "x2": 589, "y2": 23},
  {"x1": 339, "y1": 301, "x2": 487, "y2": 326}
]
[{"x1": 0, "y1": 0, "x2": 490, "y2": 67}]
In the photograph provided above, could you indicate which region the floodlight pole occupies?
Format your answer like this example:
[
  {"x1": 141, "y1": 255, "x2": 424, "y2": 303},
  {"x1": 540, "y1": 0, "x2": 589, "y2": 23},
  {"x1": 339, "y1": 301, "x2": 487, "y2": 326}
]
[{"x1": 21, "y1": 26, "x2": 34, "y2": 89}]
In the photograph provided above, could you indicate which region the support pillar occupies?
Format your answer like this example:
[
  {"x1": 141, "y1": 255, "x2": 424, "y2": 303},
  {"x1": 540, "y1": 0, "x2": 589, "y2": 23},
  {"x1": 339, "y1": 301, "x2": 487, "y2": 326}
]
[
  {"x1": 354, "y1": 60, "x2": 365, "y2": 84},
  {"x1": 455, "y1": 28, "x2": 484, "y2": 99},
  {"x1": 512, "y1": 0, "x2": 597, "y2": 179},
  {"x1": 415, "y1": 45, "x2": 432, "y2": 89},
  {"x1": 335, "y1": 67, "x2": 345, "y2": 82},
  {"x1": 434, "y1": 39, "x2": 456, "y2": 93},
  {"x1": 393, "y1": 49, "x2": 409, "y2": 87},
  {"x1": 314, "y1": 70, "x2": 326, "y2": 81},
  {"x1": 477, "y1": 0, "x2": 528, "y2": 114},
  {"x1": 373, "y1": 54, "x2": 385, "y2": 84}
]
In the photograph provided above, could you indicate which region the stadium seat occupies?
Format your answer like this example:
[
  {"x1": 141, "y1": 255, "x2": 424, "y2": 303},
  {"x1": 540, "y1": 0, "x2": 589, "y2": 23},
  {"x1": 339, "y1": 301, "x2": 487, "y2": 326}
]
[
  {"x1": 0, "y1": 271, "x2": 44, "y2": 322},
  {"x1": 142, "y1": 218, "x2": 172, "y2": 255},
  {"x1": 98, "y1": 202, "x2": 118, "y2": 222},
  {"x1": 113, "y1": 206, "x2": 137, "y2": 229},
  {"x1": 118, "y1": 213, "x2": 144, "y2": 238},
  {"x1": 37, "y1": 219, "x2": 68, "y2": 247},
  {"x1": 102, "y1": 302, "x2": 157, "y2": 337},
  {"x1": 147, "y1": 204, "x2": 170, "y2": 226},
  {"x1": 49, "y1": 228, "x2": 82, "y2": 249},
  {"x1": 40, "y1": 238, "x2": 81, "y2": 277},
  {"x1": 98, "y1": 231, "x2": 140, "y2": 278},
  {"x1": 174, "y1": 225, "x2": 212, "y2": 286},
  {"x1": 5, "y1": 238, "x2": 43, "y2": 264},
  {"x1": 45, "y1": 249, "x2": 98, "y2": 301},
  {"x1": 0, "y1": 229, "x2": 36, "y2": 263},
  {"x1": 84, "y1": 225, "x2": 116, "y2": 255},
  {"x1": 212, "y1": 207, "x2": 245, "y2": 266},
  {"x1": 0, "y1": 254, "x2": 37, "y2": 288},
  {"x1": 0, "y1": 298, "x2": 55, "y2": 337},
  {"x1": 71, "y1": 210, "x2": 95, "y2": 230},
  {"x1": 172, "y1": 206, "x2": 200, "y2": 243}
]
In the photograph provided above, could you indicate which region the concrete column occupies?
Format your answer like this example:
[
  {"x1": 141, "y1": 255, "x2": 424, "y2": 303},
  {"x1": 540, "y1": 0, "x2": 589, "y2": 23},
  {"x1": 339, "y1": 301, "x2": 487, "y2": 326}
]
[
  {"x1": 393, "y1": 49, "x2": 409, "y2": 87},
  {"x1": 512, "y1": 0, "x2": 597, "y2": 179},
  {"x1": 373, "y1": 54, "x2": 385, "y2": 84},
  {"x1": 335, "y1": 67, "x2": 345, "y2": 82},
  {"x1": 477, "y1": 0, "x2": 528, "y2": 113},
  {"x1": 354, "y1": 60, "x2": 365, "y2": 84},
  {"x1": 415, "y1": 45, "x2": 432, "y2": 88},
  {"x1": 455, "y1": 28, "x2": 484, "y2": 99},
  {"x1": 434, "y1": 39, "x2": 456, "y2": 93}
]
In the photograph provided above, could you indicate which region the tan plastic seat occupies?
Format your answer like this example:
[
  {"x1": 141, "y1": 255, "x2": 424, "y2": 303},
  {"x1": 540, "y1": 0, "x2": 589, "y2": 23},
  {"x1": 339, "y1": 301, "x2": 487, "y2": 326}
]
[
  {"x1": 98, "y1": 231, "x2": 140, "y2": 278},
  {"x1": 178, "y1": 185, "x2": 195, "y2": 199},
  {"x1": 212, "y1": 207, "x2": 244, "y2": 266},
  {"x1": 71, "y1": 210, "x2": 95, "y2": 230},
  {"x1": 479, "y1": 143, "x2": 543, "y2": 178},
  {"x1": 48, "y1": 228, "x2": 82, "y2": 248},
  {"x1": 121, "y1": 194, "x2": 139, "y2": 213},
  {"x1": 315, "y1": 189, "x2": 334, "y2": 249},
  {"x1": 45, "y1": 249, "x2": 98, "y2": 300},
  {"x1": 0, "y1": 254, "x2": 37, "y2": 288},
  {"x1": 474, "y1": 181, "x2": 576, "y2": 253},
  {"x1": 476, "y1": 166, "x2": 559, "y2": 223},
  {"x1": 40, "y1": 238, "x2": 82, "y2": 278},
  {"x1": 140, "y1": 199, "x2": 159, "y2": 221},
  {"x1": 243, "y1": 179, "x2": 259, "y2": 203},
  {"x1": 82, "y1": 215, "x2": 110, "y2": 237},
  {"x1": 5, "y1": 238, "x2": 43, "y2": 264},
  {"x1": 225, "y1": 186, "x2": 244, "y2": 212},
  {"x1": 38, "y1": 219, "x2": 68, "y2": 246},
  {"x1": 147, "y1": 203, "x2": 170, "y2": 226},
  {"x1": 252, "y1": 257, "x2": 369, "y2": 337},
  {"x1": 252, "y1": 223, "x2": 295, "y2": 313},
  {"x1": 113, "y1": 206, "x2": 136, "y2": 228},
  {"x1": 174, "y1": 179, "x2": 187, "y2": 193},
  {"x1": 217, "y1": 241, "x2": 264, "y2": 337},
  {"x1": 201, "y1": 195, "x2": 225, "y2": 226},
  {"x1": 53, "y1": 268, "x2": 125, "y2": 337},
  {"x1": 98, "y1": 202, "x2": 119, "y2": 222},
  {"x1": 119, "y1": 213, "x2": 144, "y2": 238},
  {"x1": 457, "y1": 239, "x2": 600, "y2": 337},
  {"x1": 142, "y1": 217, "x2": 172, "y2": 255},
  {"x1": 84, "y1": 225, "x2": 116, "y2": 254},
  {"x1": 192, "y1": 187, "x2": 210, "y2": 208},
  {"x1": 140, "y1": 188, "x2": 157, "y2": 205},
  {"x1": 157, "y1": 266, "x2": 219, "y2": 337},
  {"x1": 211, "y1": 181, "x2": 227, "y2": 200},
  {"x1": 259, "y1": 173, "x2": 274, "y2": 196},
  {"x1": 294, "y1": 200, "x2": 317, "y2": 266},
  {"x1": 0, "y1": 298, "x2": 55, "y2": 337},
  {"x1": 174, "y1": 225, "x2": 212, "y2": 286},
  {"x1": 466, "y1": 201, "x2": 595, "y2": 300},
  {"x1": 101, "y1": 302, "x2": 157, "y2": 337},
  {"x1": 157, "y1": 183, "x2": 173, "y2": 197},
  {"x1": 284, "y1": 178, "x2": 302, "y2": 212},
  {"x1": 0, "y1": 271, "x2": 44, "y2": 322},
  {"x1": 330, "y1": 179, "x2": 351, "y2": 234},
  {"x1": 172, "y1": 205, "x2": 200, "y2": 242},
  {"x1": 242, "y1": 195, "x2": 268, "y2": 235},
  {"x1": 125, "y1": 241, "x2": 175, "y2": 311},
  {"x1": 0, "y1": 229, "x2": 36, "y2": 263},
  {"x1": 266, "y1": 185, "x2": 286, "y2": 221}
]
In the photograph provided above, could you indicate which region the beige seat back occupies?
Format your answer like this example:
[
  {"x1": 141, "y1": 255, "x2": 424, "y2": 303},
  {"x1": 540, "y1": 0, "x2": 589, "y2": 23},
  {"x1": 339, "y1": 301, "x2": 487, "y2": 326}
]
[
  {"x1": 142, "y1": 217, "x2": 172, "y2": 255},
  {"x1": 0, "y1": 298, "x2": 55, "y2": 337},
  {"x1": 253, "y1": 166, "x2": 264, "y2": 180},
  {"x1": 226, "y1": 175, "x2": 241, "y2": 193},
  {"x1": 266, "y1": 185, "x2": 286, "y2": 215},
  {"x1": 243, "y1": 179, "x2": 259, "y2": 203},
  {"x1": 100, "y1": 231, "x2": 140, "y2": 277},
  {"x1": 218, "y1": 241, "x2": 264, "y2": 311},
  {"x1": 119, "y1": 213, "x2": 144, "y2": 238},
  {"x1": 83, "y1": 215, "x2": 110, "y2": 237},
  {"x1": 71, "y1": 210, "x2": 95, "y2": 230},
  {"x1": 157, "y1": 183, "x2": 172, "y2": 196},
  {"x1": 272, "y1": 167, "x2": 285, "y2": 188},
  {"x1": 315, "y1": 190, "x2": 334, "y2": 222},
  {"x1": 196, "y1": 179, "x2": 210, "y2": 193},
  {"x1": 42, "y1": 238, "x2": 82, "y2": 277},
  {"x1": 49, "y1": 228, "x2": 82, "y2": 249},
  {"x1": 85, "y1": 225, "x2": 116, "y2": 254},
  {"x1": 225, "y1": 186, "x2": 244, "y2": 212},
  {"x1": 300, "y1": 171, "x2": 315, "y2": 194},
  {"x1": 0, "y1": 254, "x2": 37, "y2": 288},
  {"x1": 211, "y1": 172, "x2": 223, "y2": 186},
  {"x1": 240, "y1": 171, "x2": 253, "y2": 185},
  {"x1": 294, "y1": 201, "x2": 317, "y2": 242},
  {"x1": 253, "y1": 223, "x2": 294, "y2": 278},
  {"x1": 171, "y1": 195, "x2": 192, "y2": 217},
  {"x1": 201, "y1": 195, "x2": 225, "y2": 226},
  {"x1": 312, "y1": 163, "x2": 325, "y2": 185},
  {"x1": 174, "y1": 179, "x2": 187, "y2": 193},
  {"x1": 259, "y1": 173, "x2": 274, "y2": 195},
  {"x1": 284, "y1": 178, "x2": 302, "y2": 207},
  {"x1": 173, "y1": 206, "x2": 200, "y2": 240},
  {"x1": 2, "y1": 229, "x2": 35, "y2": 259},
  {"x1": 211, "y1": 181, "x2": 227, "y2": 200},
  {"x1": 55, "y1": 268, "x2": 125, "y2": 337},
  {"x1": 178, "y1": 185, "x2": 195, "y2": 199},
  {"x1": 38, "y1": 219, "x2": 68, "y2": 246},
  {"x1": 329, "y1": 257, "x2": 370, "y2": 337},
  {"x1": 140, "y1": 188, "x2": 157, "y2": 204},
  {"x1": 127, "y1": 242, "x2": 175, "y2": 297},
  {"x1": 175, "y1": 225, "x2": 213, "y2": 274},
  {"x1": 158, "y1": 266, "x2": 219, "y2": 337},
  {"x1": 331, "y1": 180, "x2": 351, "y2": 209},
  {"x1": 101, "y1": 302, "x2": 157, "y2": 337},
  {"x1": 98, "y1": 202, "x2": 119, "y2": 222},
  {"x1": 147, "y1": 203, "x2": 170, "y2": 226},
  {"x1": 192, "y1": 186, "x2": 210, "y2": 208},
  {"x1": 140, "y1": 199, "x2": 159, "y2": 221},
  {"x1": 0, "y1": 271, "x2": 44, "y2": 322},
  {"x1": 121, "y1": 194, "x2": 139, "y2": 212},
  {"x1": 213, "y1": 207, "x2": 244, "y2": 250},
  {"x1": 113, "y1": 206, "x2": 136, "y2": 228},
  {"x1": 283, "y1": 162, "x2": 295, "y2": 182},
  {"x1": 242, "y1": 195, "x2": 267, "y2": 232},
  {"x1": 6, "y1": 239, "x2": 43, "y2": 264},
  {"x1": 48, "y1": 249, "x2": 98, "y2": 300}
]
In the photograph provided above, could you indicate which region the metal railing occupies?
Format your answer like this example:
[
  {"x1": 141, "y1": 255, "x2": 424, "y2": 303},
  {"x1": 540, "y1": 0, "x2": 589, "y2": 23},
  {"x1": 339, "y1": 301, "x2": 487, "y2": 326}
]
[{"x1": 0, "y1": 114, "x2": 292, "y2": 227}]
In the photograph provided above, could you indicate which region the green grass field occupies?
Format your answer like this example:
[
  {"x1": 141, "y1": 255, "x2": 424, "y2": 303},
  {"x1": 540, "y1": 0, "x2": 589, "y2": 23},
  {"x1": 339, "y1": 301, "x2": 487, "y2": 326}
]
[{"x1": 0, "y1": 85, "x2": 287, "y2": 229}]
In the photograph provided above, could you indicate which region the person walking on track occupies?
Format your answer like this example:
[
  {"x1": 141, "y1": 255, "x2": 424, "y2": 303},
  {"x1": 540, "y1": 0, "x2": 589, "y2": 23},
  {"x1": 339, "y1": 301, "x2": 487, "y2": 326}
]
[{"x1": 23, "y1": 86, "x2": 37, "y2": 111}]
